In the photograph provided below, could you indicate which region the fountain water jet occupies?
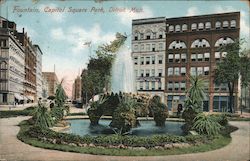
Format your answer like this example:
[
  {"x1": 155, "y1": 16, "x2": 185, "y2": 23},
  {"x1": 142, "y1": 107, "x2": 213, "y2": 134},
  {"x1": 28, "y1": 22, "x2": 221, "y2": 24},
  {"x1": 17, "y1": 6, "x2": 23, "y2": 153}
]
[{"x1": 111, "y1": 46, "x2": 136, "y2": 93}]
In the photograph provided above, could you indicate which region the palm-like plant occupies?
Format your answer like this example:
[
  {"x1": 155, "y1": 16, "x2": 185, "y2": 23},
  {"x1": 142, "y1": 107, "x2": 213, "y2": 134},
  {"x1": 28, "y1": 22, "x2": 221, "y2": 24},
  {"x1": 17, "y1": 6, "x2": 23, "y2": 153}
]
[
  {"x1": 185, "y1": 76, "x2": 206, "y2": 112},
  {"x1": 33, "y1": 103, "x2": 53, "y2": 129},
  {"x1": 192, "y1": 113, "x2": 222, "y2": 136}
]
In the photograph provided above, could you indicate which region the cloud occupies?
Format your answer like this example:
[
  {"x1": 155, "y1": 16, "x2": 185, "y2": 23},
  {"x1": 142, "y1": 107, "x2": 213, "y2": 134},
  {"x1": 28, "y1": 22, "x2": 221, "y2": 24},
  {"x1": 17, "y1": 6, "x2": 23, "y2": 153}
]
[
  {"x1": 186, "y1": 7, "x2": 200, "y2": 16},
  {"x1": 50, "y1": 23, "x2": 116, "y2": 55},
  {"x1": 117, "y1": 6, "x2": 154, "y2": 26}
]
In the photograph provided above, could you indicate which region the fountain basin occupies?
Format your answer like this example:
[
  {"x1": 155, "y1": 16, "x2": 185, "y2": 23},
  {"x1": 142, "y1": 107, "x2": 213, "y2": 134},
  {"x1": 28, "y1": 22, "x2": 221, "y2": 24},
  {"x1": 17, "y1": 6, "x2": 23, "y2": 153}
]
[{"x1": 66, "y1": 119, "x2": 185, "y2": 136}]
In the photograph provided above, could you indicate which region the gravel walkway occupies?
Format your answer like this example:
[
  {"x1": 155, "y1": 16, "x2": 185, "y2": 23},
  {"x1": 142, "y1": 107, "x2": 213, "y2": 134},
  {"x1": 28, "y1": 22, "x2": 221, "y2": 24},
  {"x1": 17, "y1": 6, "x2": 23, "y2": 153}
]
[{"x1": 0, "y1": 116, "x2": 249, "y2": 161}]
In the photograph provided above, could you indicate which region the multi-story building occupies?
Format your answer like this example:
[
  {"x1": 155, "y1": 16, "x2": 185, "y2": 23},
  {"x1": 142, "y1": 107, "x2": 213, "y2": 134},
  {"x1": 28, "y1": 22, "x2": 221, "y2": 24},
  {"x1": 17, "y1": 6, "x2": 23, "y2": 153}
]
[
  {"x1": 41, "y1": 75, "x2": 49, "y2": 99},
  {"x1": 34, "y1": 44, "x2": 43, "y2": 100},
  {"x1": 17, "y1": 29, "x2": 37, "y2": 102},
  {"x1": 72, "y1": 76, "x2": 81, "y2": 102},
  {"x1": 42, "y1": 72, "x2": 59, "y2": 97},
  {"x1": 0, "y1": 17, "x2": 26, "y2": 105},
  {"x1": 132, "y1": 17, "x2": 166, "y2": 103},
  {"x1": 132, "y1": 12, "x2": 240, "y2": 112}
]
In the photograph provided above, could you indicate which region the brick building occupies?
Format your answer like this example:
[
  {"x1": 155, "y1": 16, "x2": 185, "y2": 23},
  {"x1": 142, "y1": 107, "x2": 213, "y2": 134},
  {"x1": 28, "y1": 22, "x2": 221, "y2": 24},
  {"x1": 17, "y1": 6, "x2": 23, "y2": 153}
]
[
  {"x1": 132, "y1": 12, "x2": 240, "y2": 112},
  {"x1": 42, "y1": 72, "x2": 59, "y2": 97}
]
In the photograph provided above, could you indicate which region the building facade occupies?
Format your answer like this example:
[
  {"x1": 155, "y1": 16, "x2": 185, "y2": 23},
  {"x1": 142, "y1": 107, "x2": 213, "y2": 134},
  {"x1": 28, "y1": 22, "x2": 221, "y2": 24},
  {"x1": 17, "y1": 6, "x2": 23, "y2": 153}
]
[
  {"x1": 34, "y1": 45, "x2": 43, "y2": 100},
  {"x1": 17, "y1": 29, "x2": 37, "y2": 102},
  {"x1": 42, "y1": 72, "x2": 59, "y2": 97},
  {"x1": 132, "y1": 12, "x2": 240, "y2": 112},
  {"x1": 132, "y1": 17, "x2": 166, "y2": 103},
  {"x1": 0, "y1": 18, "x2": 25, "y2": 104}
]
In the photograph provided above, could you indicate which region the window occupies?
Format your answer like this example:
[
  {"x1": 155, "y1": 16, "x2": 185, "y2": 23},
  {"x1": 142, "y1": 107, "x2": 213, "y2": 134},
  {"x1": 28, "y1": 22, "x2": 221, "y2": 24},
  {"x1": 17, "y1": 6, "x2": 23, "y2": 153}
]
[
  {"x1": 204, "y1": 67, "x2": 209, "y2": 75},
  {"x1": 215, "y1": 37, "x2": 234, "y2": 47},
  {"x1": 134, "y1": 33, "x2": 138, "y2": 40},
  {"x1": 158, "y1": 30, "x2": 163, "y2": 38},
  {"x1": 158, "y1": 69, "x2": 163, "y2": 77},
  {"x1": 221, "y1": 83, "x2": 228, "y2": 91},
  {"x1": 174, "y1": 82, "x2": 179, "y2": 90},
  {"x1": 134, "y1": 45, "x2": 138, "y2": 51},
  {"x1": 134, "y1": 70, "x2": 138, "y2": 77},
  {"x1": 197, "y1": 67, "x2": 203, "y2": 75},
  {"x1": 140, "y1": 57, "x2": 144, "y2": 65},
  {"x1": 181, "y1": 53, "x2": 186, "y2": 62},
  {"x1": 151, "y1": 69, "x2": 155, "y2": 76},
  {"x1": 169, "y1": 40, "x2": 187, "y2": 49},
  {"x1": 205, "y1": 22, "x2": 211, "y2": 29},
  {"x1": 191, "y1": 39, "x2": 210, "y2": 48},
  {"x1": 190, "y1": 67, "x2": 196, "y2": 76},
  {"x1": 152, "y1": 44, "x2": 156, "y2": 52},
  {"x1": 169, "y1": 25, "x2": 174, "y2": 32},
  {"x1": 146, "y1": 57, "x2": 150, "y2": 64},
  {"x1": 182, "y1": 24, "x2": 187, "y2": 31},
  {"x1": 181, "y1": 67, "x2": 186, "y2": 76},
  {"x1": 146, "y1": 69, "x2": 150, "y2": 77},
  {"x1": 230, "y1": 20, "x2": 236, "y2": 28},
  {"x1": 175, "y1": 25, "x2": 181, "y2": 32},
  {"x1": 140, "y1": 44, "x2": 144, "y2": 51},
  {"x1": 191, "y1": 54, "x2": 196, "y2": 61},
  {"x1": 140, "y1": 82, "x2": 143, "y2": 90},
  {"x1": 146, "y1": 35, "x2": 151, "y2": 40},
  {"x1": 153, "y1": 33, "x2": 156, "y2": 39},
  {"x1": 146, "y1": 44, "x2": 150, "y2": 51},
  {"x1": 168, "y1": 67, "x2": 173, "y2": 76},
  {"x1": 198, "y1": 23, "x2": 204, "y2": 30},
  {"x1": 191, "y1": 23, "x2": 197, "y2": 30},
  {"x1": 134, "y1": 57, "x2": 138, "y2": 65},
  {"x1": 215, "y1": 52, "x2": 220, "y2": 61},
  {"x1": 158, "y1": 55, "x2": 163, "y2": 64},
  {"x1": 140, "y1": 33, "x2": 144, "y2": 40},
  {"x1": 223, "y1": 21, "x2": 229, "y2": 28},
  {"x1": 181, "y1": 81, "x2": 186, "y2": 91},
  {"x1": 151, "y1": 82, "x2": 155, "y2": 90},
  {"x1": 159, "y1": 43, "x2": 163, "y2": 50},
  {"x1": 0, "y1": 39, "x2": 7, "y2": 47},
  {"x1": 197, "y1": 53, "x2": 203, "y2": 61},
  {"x1": 158, "y1": 81, "x2": 162, "y2": 90},
  {"x1": 168, "y1": 81, "x2": 173, "y2": 91},
  {"x1": 215, "y1": 21, "x2": 221, "y2": 29},
  {"x1": 168, "y1": 54, "x2": 173, "y2": 62},
  {"x1": 175, "y1": 54, "x2": 180, "y2": 63},
  {"x1": 152, "y1": 56, "x2": 155, "y2": 64},
  {"x1": 174, "y1": 67, "x2": 180, "y2": 76},
  {"x1": 204, "y1": 53, "x2": 210, "y2": 61},
  {"x1": 145, "y1": 81, "x2": 149, "y2": 90},
  {"x1": 140, "y1": 70, "x2": 144, "y2": 77}
]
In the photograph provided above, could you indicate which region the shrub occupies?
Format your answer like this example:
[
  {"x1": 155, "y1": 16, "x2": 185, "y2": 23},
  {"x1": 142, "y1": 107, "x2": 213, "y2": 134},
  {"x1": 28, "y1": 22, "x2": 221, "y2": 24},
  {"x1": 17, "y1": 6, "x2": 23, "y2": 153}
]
[
  {"x1": 211, "y1": 114, "x2": 228, "y2": 126},
  {"x1": 51, "y1": 106, "x2": 64, "y2": 122},
  {"x1": 32, "y1": 104, "x2": 53, "y2": 129},
  {"x1": 192, "y1": 113, "x2": 222, "y2": 136}
]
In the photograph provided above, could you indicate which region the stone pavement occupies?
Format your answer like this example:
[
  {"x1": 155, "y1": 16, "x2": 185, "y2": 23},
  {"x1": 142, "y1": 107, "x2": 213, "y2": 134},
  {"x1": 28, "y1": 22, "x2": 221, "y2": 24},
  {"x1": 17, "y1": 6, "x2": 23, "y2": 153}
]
[{"x1": 0, "y1": 116, "x2": 249, "y2": 161}]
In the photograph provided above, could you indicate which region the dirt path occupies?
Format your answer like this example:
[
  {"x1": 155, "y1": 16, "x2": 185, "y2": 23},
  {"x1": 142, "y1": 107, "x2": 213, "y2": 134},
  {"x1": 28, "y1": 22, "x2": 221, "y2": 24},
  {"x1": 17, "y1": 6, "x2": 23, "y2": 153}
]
[{"x1": 0, "y1": 116, "x2": 249, "y2": 161}]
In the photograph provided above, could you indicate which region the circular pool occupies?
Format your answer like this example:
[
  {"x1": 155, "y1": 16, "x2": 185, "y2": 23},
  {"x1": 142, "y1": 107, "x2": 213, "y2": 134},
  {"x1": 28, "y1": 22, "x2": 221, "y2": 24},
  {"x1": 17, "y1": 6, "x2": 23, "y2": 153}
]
[{"x1": 66, "y1": 119, "x2": 185, "y2": 136}]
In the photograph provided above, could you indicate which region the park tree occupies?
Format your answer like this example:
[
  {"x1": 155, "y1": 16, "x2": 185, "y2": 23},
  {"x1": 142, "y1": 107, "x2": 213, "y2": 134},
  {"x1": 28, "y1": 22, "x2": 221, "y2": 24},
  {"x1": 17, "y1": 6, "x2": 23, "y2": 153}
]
[{"x1": 214, "y1": 39, "x2": 246, "y2": 113}]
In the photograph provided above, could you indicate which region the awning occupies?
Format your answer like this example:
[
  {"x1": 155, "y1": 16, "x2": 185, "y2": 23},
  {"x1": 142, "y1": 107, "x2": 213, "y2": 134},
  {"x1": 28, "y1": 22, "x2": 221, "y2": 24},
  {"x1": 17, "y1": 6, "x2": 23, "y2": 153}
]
[
  {"x1": 27, "y1": 96, "x2": 34, "y2": 101},
  {"x1": 14, "y1": 93, "x2": 24, "y2": 100}
]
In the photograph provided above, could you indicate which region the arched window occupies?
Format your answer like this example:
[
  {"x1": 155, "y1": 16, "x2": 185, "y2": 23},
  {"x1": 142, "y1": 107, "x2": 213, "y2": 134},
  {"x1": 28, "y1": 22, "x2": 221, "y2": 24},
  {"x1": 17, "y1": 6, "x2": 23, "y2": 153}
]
[
  {"x1": 169, "y1": 25, "x2": 174, "y2": 32},
  {"x1": 215, "y1": 37, "x2": 234, "y2": 47},
  {"x1": 205, "y1": 22, "x2": 211, "y2": 29},
  {"x1": 145, "y1": 30, "x2": 152, "y2": 40},
  {"x1": 0, "y1": 61, "x2": 7, "y2": 69},
  {"x1": 175, "y1": 25, "x2": 181, "y2": 32},
  {"x1": 191, "y1": 23, "x2": 197, "y2": 30},
  {"x1": 230, "y1": 20, "x2": 236, "y2": 28},
  {"x1": 198, "y1": 23, "x2": 204, "y2": 30},
  {"x1": 215, "y1": 21, "x2": 221, "y2": 29},
  {"x1": 182, "y1": 24, "x2": 188, "y2": 31},
  {"x1": 223, "y1": 21, "x2": 229, "y2": 28},
  {"x1": 169, "y1": 40, "x2": 187, "y2": 49},
  {"x1": 158, "y1": 29, "x2": 164, "y2": 38},
  {"x1": 134, "y1": 32, "x2": 139, "y2": 40},
  {"x1": 191, "y1": 39, "x2": 210, "y2": 48}
]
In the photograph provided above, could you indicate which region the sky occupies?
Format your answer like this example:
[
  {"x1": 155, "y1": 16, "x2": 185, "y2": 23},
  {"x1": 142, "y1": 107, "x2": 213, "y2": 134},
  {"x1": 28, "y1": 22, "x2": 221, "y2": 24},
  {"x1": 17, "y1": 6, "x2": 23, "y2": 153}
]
[{"x1": 0, "y1": 0, "x2": 249, "y2": 98}]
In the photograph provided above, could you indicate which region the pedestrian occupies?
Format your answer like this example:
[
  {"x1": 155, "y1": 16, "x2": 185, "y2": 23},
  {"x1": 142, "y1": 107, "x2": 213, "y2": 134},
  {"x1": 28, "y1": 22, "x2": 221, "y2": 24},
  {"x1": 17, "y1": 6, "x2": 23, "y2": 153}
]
[{"x1": 177, "y1": 104, "x2": 183, "y2": 117}]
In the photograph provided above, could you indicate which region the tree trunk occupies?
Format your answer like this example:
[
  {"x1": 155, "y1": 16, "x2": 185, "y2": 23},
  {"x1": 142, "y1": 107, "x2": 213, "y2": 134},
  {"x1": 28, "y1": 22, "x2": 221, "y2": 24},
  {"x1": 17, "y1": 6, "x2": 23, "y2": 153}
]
[{"x1": 228, "y1": 82, "x2": 234, "y2": 113}]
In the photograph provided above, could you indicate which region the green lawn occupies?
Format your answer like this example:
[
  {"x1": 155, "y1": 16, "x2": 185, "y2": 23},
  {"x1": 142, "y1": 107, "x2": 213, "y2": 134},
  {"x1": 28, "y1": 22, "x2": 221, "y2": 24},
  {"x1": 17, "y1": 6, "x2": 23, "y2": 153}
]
[{"x1": 0, "y1": 107, "x2": 35, "y2": 118}]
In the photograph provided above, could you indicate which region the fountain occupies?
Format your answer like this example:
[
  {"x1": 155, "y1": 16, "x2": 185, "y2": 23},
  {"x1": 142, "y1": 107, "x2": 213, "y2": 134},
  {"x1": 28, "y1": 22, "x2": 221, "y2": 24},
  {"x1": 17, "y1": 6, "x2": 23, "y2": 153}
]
[{"x1": 111, "y1": 45, "x2": 136, "y2": 93}]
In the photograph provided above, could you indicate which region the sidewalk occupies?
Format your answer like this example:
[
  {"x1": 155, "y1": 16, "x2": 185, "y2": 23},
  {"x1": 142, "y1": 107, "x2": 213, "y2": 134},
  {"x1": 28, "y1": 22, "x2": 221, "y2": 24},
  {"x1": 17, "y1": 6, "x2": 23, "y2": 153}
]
[
  {"x1": 0, "y1": 103, "x2": 37, "y2": 111},
  {"x1": 0, "y1": 116, "x2": 249, "y2": 161}
]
